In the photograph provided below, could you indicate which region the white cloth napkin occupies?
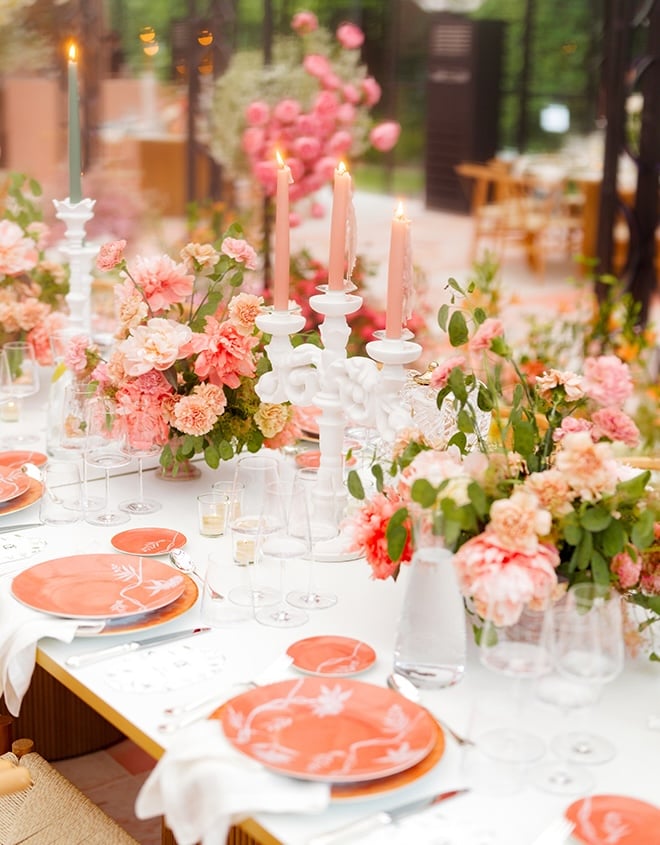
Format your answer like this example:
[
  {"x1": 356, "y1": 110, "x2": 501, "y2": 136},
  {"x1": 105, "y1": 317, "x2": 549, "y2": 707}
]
[
  {"x1": 135, "y1": 720, "x2": 331, "y2": 845},
  {"x1": 0, "y1": 589, "x2": 80, "y2": 715}
]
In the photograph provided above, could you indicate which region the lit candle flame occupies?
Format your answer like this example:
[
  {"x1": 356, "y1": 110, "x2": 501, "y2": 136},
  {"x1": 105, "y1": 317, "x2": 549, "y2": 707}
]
[
  {"x1": 68, "y1": 42, "x2": 77, "y2": 63},
  {"x1": 395, "y1": 200, "x2": 406, "y2": 219},
  {"x1": 276, "y1": 150, "x2": 285, "y2": 168},
  {"x1": 337, "y1": 161, "x2": 347, "y2": 175}
]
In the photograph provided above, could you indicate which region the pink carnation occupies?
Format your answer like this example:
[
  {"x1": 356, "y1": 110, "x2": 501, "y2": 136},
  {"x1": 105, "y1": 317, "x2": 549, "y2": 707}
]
[
  {"x1": 336, "y1": 22, "x2": 364, "y2": 49},
  {"x1": 469, "y1": 318, "x2": 504, "y2": 353},
  {"x1": 429, "y1": 356, "x2": 466, "y2": 389},
  {"x1": 171, "y1": 393, "x2": 219, "y2": 436},
  {"x1": 582, "y1": 355, "x2": 633, "y2": 407},
  {"x1": 369, "y1": 121, "x2": 401, "y2": 152},
  {"x1": 553, "y1": 416, "x2": 592, "y2": 442},
  {"x1": 96, "y1": 239, "x2": 126, "y2": 271},
  {"x1": 220, "y1": 238, "x2": 258, "y2": 270},
  {"x1": 591, "y1": 406, "x2": 640, "y2": 448},
  {"x1": 291, "y1": 11, "x2": 318, "y2": 34},
  {"x1": 346, "y1": 487, "x2": 412, "y2": 580},
  {"x1": 64, "y1": 334, "x2": 95, "y2": 373},
  {"x1": 611, "y1": 551, "x2": 642, "y2": 590}
]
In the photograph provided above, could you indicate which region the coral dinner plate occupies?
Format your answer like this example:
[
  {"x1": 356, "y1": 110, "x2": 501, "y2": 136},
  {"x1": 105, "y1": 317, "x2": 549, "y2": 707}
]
[
  {"x1": 218, "y1": 677, "x2": 437, "y2": 783},
  {"x1": 287, "y1": 636, "x2": 376, "y2": 677},
  {"x1": 75, "y1": 574, "x2": 198, "y2": 637},
  {"x1": 0, "y1": 467, "x2": 31, "y2": 503},
  {"x1": 0, "y1": 477, "x2": 43, "y2": 517},
  {"x1": 566, "y1": 795, "x2": 660, "y2": 844},
  {"x1": 12, "y1": 554, "x2": 186, "y2": 619},
  {"x1": 111, "y1": 528, "x2": 187, "y2": 556},
  {"x1": 0, "y1": 450, "x2": 48, "y2": 469}
]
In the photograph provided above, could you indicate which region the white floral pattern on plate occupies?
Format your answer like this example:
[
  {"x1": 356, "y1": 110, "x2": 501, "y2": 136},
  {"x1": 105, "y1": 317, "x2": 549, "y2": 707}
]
[
  {"x1": 0, "y1": 467, "x2": 30, "y2": 503},
  {"x1": 111, "y1": 528, "x2": 187, "y2": 556},
  {"x1": 566, "y1": 795, "x2": 660, "y2": 845},
  {"x1": 220, "y1": 677, "x2": 437, "y2": 782},
  {"x1": 287, "y1": 636, "x2": 376, "y2": 677},
  {"x1": 11, "y1": 554, "x2": 185, "y2": 619}
]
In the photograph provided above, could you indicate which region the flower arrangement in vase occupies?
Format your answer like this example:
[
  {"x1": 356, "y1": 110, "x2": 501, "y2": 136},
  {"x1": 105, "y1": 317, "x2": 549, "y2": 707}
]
[
  {"x1": 346, "y1": 275, "x2": 660, "y2": 652},
  {"x1": 207, "y1": 10, "x2": 400, "y2": 221},
  {"x1": 0, "y1": 173, "x2": 69, "y2": 363},
  {"x1": 68, "y1": 228, "x2": 300, "y2": 473}
]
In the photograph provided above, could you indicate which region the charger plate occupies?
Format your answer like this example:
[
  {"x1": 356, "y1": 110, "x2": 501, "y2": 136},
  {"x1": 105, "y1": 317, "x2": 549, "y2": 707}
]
[
  {"x1": 217, "y1": 677, "x2": 437, "y2": 783},
  {"x1": 566, "y1": 795, "x2": 660, "y2": 844},
  {"x1": 0, "y1": 450, "x2": 48, "y2": 469},
  {"x1": 0, "y1": 467, "x2": 31, "y2": 503},
  {"x1": 12, "y1": 554, "x2": 186, "y2": 619},
  {"x1": 0, "y1": 477, "x2": 43, "y2": 516}
]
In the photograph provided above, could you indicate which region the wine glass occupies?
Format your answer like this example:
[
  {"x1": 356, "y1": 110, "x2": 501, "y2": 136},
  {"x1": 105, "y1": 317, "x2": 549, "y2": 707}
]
[
  {"x1": 227, "y1": 454, "x2": 281, "y2": 608},
  {"x1": 286, "y1": 466, "x2": 339, "y2": 610},
  {"x1": 548, "y1": 582, "x2": 624, "y2": 765},
  {"x1": 0, "y1": 341, "x2": 40, "y2": 442},
  {"x1": 119, "y1": 424, "x2": 161, "y2": 515},
  {"x1": 478, "y1": 600, "x2": 553, "y2": 764},
  {"x1": 59, "y1": 382, "x2": 104, "y2": 512},
  {"x1": 254, "y1": 480, "x2": 309, "y2": 628},
  {"x1": 83, "y1": 396, "x2": 131, "y2": 526}
]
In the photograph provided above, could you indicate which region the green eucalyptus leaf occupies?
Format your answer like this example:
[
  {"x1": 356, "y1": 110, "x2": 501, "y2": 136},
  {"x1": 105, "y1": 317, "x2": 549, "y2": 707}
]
[
  {"x1": 411, "y1": 478, "x2": 437, "y2": 508},
  {"x1": 437, "y1": 303, "x2": 449, "y2": 331},
  {"x1": 347, "y1": 470, "x2": 365, "y2": 500},
  {"x1": 448, "y1": 310, "x2": 469, "y2": 347},
  {"x1": 473, "y1": 307, "x2": 487, "y2": 325},
  {"x1": 371, "y1": 463, "x2": 384, "y2": 493},
  {"x1": 457, "y1": 408, "x2": 474, "y2": 433},
  {"x1": 477, "y1": 384, "x2": 494, "y2": 411},
  {"x1": 386, "y1": 508, "x2": 409, "y2": 562}
]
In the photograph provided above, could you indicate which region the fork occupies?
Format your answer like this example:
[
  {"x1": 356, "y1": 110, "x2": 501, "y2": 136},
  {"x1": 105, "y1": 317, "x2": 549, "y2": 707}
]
[{"x1": 531, "y1": 818, "x2": 575, "y2": 845}]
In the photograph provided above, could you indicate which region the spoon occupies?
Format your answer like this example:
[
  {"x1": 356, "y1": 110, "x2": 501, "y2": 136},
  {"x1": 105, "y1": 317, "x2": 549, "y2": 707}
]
[
  {"x1": 387, "y1": 672, "x2": 475, "y2": 747},
  {"x1": 168, "y1": 548, "x2": 223, "y2": 600}
]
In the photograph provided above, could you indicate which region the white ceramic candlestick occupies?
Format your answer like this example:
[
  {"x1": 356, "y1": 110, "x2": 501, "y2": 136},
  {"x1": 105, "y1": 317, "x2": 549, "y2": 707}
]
[
  {"x1": 256, "y1": 281, "x2": 421, "y2": 560},
  {"x1": 53, "y1": 197, "x2": 97, "y2": 334}
]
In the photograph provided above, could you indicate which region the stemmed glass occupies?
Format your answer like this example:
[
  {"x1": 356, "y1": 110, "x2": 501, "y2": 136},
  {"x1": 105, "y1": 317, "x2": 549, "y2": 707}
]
[
  {"x1": 227, "y1": 454, "x2": 281, "y2": 608},
  {"x1": 547, "y1": 582, "x2": 624, "y2": 765},
  {"x1": 478, "y1": 600, "x2": 553, "y2": 764},
  {"x1": 59, "y1": 382, "x2": 104, "y2": 513},
  {"x1": 254, "y1": 480, "x2": 309, "y2": 628},
  {"x1": 286, "y1": 467, "x2": 339, "y2": 610},
  {"x1": 119, "y1": 424, "x2": 161, "y2": 515},
  {"x1": 0, "y1": 341, "x2": 40, "y2": 442},
  {"x1": 84, "y1": 396, "x2": 131, "y2": 526}
]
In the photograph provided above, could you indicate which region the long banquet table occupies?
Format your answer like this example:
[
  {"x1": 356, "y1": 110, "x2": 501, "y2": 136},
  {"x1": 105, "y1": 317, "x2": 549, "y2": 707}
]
[{"x1": 2, "y1": 388, "x2": 659, "y2": 845}]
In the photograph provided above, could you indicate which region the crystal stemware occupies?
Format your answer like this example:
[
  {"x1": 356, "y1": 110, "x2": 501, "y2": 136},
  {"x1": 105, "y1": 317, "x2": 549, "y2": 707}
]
[
  {"x1": 84, "y1": 396, "x2": 131, "y2": 526},
  {"x1": 478, "y1": 601, "x2": 553, "y2": 764},
  {"x1": 59, "y1": 382, "x2": 104, "y2": 512},
  {"x1": 548, "y1": 582, "x2": 624, "y2": 765},
  {"x1": 254, "y1": 480, "x2": 309, "y2": 628},
  {"x1": 286, "y1": 466, "x2": 339, "y2": 610},
  {"x1": 0, "y1": 342, "x2": 40, "y2": 443},
  {"x1": 119, "y1": 426, "x2": 161, "y2": 515}
]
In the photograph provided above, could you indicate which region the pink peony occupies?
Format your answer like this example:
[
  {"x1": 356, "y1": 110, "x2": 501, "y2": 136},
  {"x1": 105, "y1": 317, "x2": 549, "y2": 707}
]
[
  {"x1": 453, "y1": 532, "x2": 559, "y2": 626},
  {"x1": 119, "y1": 318, "x2": 193, "y2": 377},
  {"x1": 220, "y1": 238, "x2": 258, "y2": 270},
  {"x1": 582, "y1": 355, "x2": 633, "y2": 407},
  {"x1": 291, "y1": 11, "x2": 318, "y2": 34},
  {"x1": 591, "y1": 406, "x2": 640, "y2": 448},
  {"x1": 185, "y1": 316, "x2": 259, "y2": 389},
  {"x1": 369, "y1": 121, "x2": 401, "y2": 152},
  {"x1": 96, "y1": 239, "x2": 126, "y2": 271},
  {"x1": 336, "y1": 22, "x2": 364, "y2": 49},
  {"x1": 0, "y1": 220, "x2": 38, "y2": 275},
  {"x1": 468, "y1": 317, "x2": 504, "y2": 353},
  {"x1": 123, "y1": 255, "x2": 194, "y2": 313}
]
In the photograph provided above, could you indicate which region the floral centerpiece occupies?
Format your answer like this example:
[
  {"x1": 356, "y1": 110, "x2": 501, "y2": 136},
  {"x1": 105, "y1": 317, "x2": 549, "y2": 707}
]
[
  {"x1": 0, "y1": 173, "x2": 69, "y2": 363},
  {"x1": 346, "y1": 275, "x2": 660, "y2": 652},
  {"x1": 207, "y1": 10, "x2": 400, "y2": 219},
  {"x1": 70, "y1": 227, "x2": 299, "y2": 473}
]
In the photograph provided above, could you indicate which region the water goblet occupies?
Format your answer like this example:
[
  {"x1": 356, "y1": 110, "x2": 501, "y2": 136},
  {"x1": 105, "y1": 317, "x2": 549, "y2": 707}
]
[
  {"x1": 548, "y1": 582, "x2": 624, "y2": 765},
  {"x1": 59, "y1": 382, "x2": 104, "y2": 512},
  {"x1": 84, "y1": 396, "x2": 131, "y2": 526},
  {"x1": 119, "y1": 426, "x2": 161, "y2": 515},
  {"x1": 254, "y1": 480, "x2": 309, "y2": 628},
  {"x1": 478, "y1": 600, "x2": 553, "y2": 764},
  {"x1": 0, "y1": 342, "x2": 40, "y2": 442},
  {"x1": 286, "y1": 466, "x2": 339, "y2": 610}
]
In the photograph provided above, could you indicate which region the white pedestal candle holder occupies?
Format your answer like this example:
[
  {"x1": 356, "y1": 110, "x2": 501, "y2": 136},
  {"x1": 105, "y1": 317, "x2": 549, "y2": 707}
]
[
  {"x1": 53, "y1": 197, "x2": 97, "y2": 334},
  {"x1": 256, "y1": 283, "x2": 421, "y2": 559}
]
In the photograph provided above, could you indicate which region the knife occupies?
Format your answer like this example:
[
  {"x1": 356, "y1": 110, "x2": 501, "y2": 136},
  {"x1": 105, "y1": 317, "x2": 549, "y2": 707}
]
[
  {"x1": 65, "y1": 627, "x2": 212, "y2": 668},
  {"x1": 308, "y1": 788, "x2": 470, "y2": 845},
  {"x1": 0, "y1": 523, "x2": 43, "y2": 534}
]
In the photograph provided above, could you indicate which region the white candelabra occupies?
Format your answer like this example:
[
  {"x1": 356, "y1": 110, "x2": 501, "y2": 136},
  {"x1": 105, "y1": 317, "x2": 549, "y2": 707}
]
[
  {"x1": 256, "y1": 282, "x2": 421, "y2": 556},
  {"x1": 53, "y1": 197, "x2": 97, "y2": 334}
]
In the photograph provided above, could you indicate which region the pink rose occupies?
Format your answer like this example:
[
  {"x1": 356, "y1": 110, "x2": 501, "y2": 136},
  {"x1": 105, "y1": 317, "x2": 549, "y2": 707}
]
[
  {"x1": 310, "y1": 201, "x2": 325, "y2": 219},
  {"x1": 273, "y1": 99, "x2": 302, "y2": 124},
  {"x1": 336, "y1": 22, "x2": 364, "y2": 49},
  {"x1": 221, "y1": 238, "x2": 258, "y2": 271},
  {"x1": 337, "y1": 103, "x2": 356, "y2": 124},
  {"x1": 293, "y1": 135, "x2": 321, "y2": 161},
  {"x1": 245, "y1": 100, "x2": 270, "y2": 126},
  {"x1": 321, "y1": 72, "x2": 341, "y2": 91},
  {"x1": 328, "y1": 130, "x2": 353, "y2": 155},
  {"x1": 362, "y1": 77, "x2": 382, "y2": 106},
  {"x1": 342, "y1": 84, "x2": 361, "y2": 104},
  {"x1": 369, "y1": 121, "x2": 401, "y2": 152},
  {"x1": 291, "y1": 11, "x2": 318, "y2": 34},
  {"x1": 303, "y1": 54, "x2": 331, "y2": 79},
  {"x1": 313, "y1": 90, "x2": 339, "y2": 117}
]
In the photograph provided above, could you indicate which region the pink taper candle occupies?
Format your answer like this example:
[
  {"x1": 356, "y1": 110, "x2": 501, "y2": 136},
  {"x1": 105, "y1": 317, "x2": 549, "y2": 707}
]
[
  {"x1": 385, "y1": 201, "x2": 410, "y2": 339},
  {"x1": 273, "y1": 151, "x2": 292, "y2": 311},
  {"x1": 327, "y1": 162, "x2": 352, "y2": 290}
]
